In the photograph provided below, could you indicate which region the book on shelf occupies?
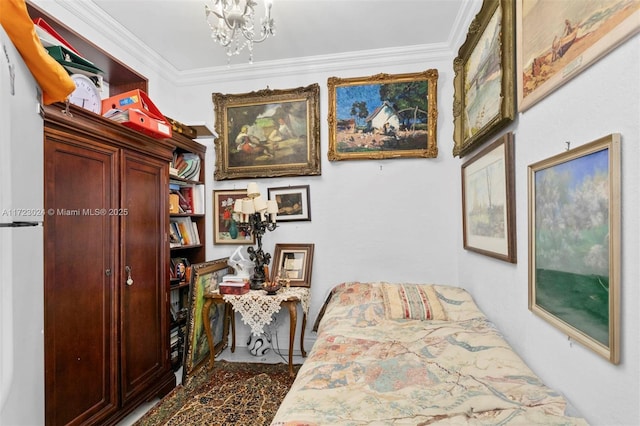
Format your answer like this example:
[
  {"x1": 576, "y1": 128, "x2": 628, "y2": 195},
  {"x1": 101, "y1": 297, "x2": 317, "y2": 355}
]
[
  {"x1": 170, "y1": 216, "x2": 200, "y2": 247},
  {"x1": 171, "y1": 152, "x2": 201, "y2": 181}
]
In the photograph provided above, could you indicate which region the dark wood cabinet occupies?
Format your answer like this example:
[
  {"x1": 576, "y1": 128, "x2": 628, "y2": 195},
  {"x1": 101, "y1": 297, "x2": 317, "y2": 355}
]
[{"x1": 43, "y1": 105, "x2": 176, "y2": 425}]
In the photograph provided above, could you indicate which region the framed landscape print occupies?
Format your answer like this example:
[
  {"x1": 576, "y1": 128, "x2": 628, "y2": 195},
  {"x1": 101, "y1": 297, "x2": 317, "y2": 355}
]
[
  {"x1": 213, "y1": 189, "x2": 255, "y2": 245},
  {"x1": 453, "y1": 0, "x2": 515, "y2": 158},
  {"x1": 528, "y1": 133, "x2": 620, "y2": 364},
  {"x1": 267, "y1": 185, "x2": 311, "y2": 222},
  {"x1": 183, "y1": 258, "x2": 230, "y2": 384},
  {"x1": 517, "y1": 0, "x2": 640, "y2": 111},
  {"x1": 271, "y1": 243, "x2": 314, "y2": 287},
  {"x1": 212, "y1": 84, "x2": 321, "y2": 180},
  {"x1": 327, "y1": 69, "x2": 438, "y2": 161},
  {"x1": 461, "y1": 132, "x2": 516, "y2": 263}
]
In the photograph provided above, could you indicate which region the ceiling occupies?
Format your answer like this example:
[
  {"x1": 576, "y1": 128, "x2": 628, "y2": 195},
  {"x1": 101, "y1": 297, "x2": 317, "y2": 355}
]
[{"x1": 78, "y1": 0, "x2": 476, "y2": 72}]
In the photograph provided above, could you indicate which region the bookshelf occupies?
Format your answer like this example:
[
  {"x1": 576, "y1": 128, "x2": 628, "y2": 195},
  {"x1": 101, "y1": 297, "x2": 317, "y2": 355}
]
[{"x1": 168, "y1": 132, "x2": 207, "y2": 371}]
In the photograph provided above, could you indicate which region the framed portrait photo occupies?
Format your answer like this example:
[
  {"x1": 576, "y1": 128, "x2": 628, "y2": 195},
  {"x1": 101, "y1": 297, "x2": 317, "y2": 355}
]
[
  {"x1": 212, "y1": 84, "x2": 321, "y2": 180},
  {"x1": 267, "y1": 185, "x2": 311, "y2": 222},
  {"x1": 453, "y1": 0, "x2": 515, "y2": 158},
  {"x1": 212, "y1": 189, "x2": 255, "y2": 245},
  {"x1": 528, "y1": 133, "x2": 621, "y2": 364},
  {"x1": 461, "y1": 132, "x2": 516, "y2": 263},
  {"x1": 271, "y1": 243, "x2": 315, "y2": 288},
  {"x1": 517, "y1": 0, "x2": 640, "y2": 111},
  {"x1": 327, "y1": 69, "x2": 438, "y2": 161}
]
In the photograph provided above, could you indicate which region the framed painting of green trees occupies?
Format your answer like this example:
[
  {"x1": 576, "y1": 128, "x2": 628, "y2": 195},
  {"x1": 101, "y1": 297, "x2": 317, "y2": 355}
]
[
  {"x1": 327, "y1": 70, "x2": 438, "y2": 161},
  {"x1": 528, "y1": 133, "x2": 621, "y2": 364}
]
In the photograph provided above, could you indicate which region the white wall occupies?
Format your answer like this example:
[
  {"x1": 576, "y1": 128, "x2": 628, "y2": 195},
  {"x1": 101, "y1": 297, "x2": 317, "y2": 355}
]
[
  {"x1": 458, "y1": 35, "x2": 640, "y2": 426},
  {"x1": 21, "y1": 2, "x2": 640, "y2": 425}
]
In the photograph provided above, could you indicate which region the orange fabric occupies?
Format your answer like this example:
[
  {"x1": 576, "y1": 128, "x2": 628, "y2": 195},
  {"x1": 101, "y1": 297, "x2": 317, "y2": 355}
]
[{"x1": 0, "y1": 0, "x2": 75, "y2": 104}]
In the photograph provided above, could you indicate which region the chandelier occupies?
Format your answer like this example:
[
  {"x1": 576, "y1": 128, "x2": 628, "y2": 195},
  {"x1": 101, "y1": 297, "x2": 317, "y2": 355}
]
[{"x1": 205, "y1": 0, "x2": 275, "y2": 63}]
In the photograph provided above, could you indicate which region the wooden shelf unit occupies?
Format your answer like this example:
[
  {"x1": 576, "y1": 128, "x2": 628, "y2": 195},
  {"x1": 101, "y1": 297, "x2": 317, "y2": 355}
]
[{"x1": 168, "y1": 133, "x2": 207, "y2": 371}]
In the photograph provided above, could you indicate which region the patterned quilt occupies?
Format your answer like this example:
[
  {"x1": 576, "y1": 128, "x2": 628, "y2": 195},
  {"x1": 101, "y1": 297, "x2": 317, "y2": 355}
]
[{"x1": 271, "y1": 282, "x2": 588, "y2": 425}]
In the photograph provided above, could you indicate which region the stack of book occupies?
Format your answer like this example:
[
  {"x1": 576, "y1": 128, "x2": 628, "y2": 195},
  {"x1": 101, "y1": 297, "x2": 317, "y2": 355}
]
[
  {"x1": 172, "y1": 152, "x2": 201, "y2": 181},
  {"x1": 219, "y1": 275, "x2": 250, "y2": 295},
  {"x1": 169, "y1": 217, "x2": 200, "y2": 247}
]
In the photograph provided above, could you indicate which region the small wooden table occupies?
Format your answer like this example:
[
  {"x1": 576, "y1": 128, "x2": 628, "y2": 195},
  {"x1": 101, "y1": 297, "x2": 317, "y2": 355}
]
[{"x1": 202, "y1": 289, "x2": 309, "y2": 376}]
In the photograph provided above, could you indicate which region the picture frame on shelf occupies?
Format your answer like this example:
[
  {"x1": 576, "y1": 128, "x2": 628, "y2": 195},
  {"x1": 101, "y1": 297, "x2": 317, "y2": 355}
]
[
  {"x1": 212, "y1": 189, "x2": 255, "y2": 245},
  {"x1": 461, "y1": 132, "x2": 516, "y2": 263},
  {"x1": 327, "y1": 69, "x2": 438, "y2": 161},
  {"x1": 516, "y1": 0, "x2": 640, "y2": 111},
  {"x1": 271, "y1": 243, "x2": 315, "y2": 288},
  {"x1": 453, "y1": 0, "x2": 515, "y2": 158},
  {"x1": 212, "y1": 84, "x2": 321, "y2": 180},
  {"x1": 528, "y1": 133, "x2": 621, "y2": 364},
  {"x1": 183, "y1": 258, "x2": 230, "y2": 384},
  {"x1": 267, "y1": 185, "x2": 311, "y2": 222}
]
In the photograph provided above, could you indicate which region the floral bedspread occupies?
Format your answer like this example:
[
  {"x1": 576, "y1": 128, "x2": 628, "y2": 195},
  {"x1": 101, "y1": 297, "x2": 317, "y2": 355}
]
[{"x1": 271, "y1": 282, "x2": 588, "y2": 426}]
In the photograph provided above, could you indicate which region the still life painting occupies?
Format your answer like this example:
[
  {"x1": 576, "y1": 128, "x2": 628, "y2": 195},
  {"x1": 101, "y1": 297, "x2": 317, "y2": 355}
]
[
  {"x1": 528, "y1": 133, "x2": 620, "y2": 363},
  {"x1": 327, "y1": 70, "x2": 438, "y2": 161}
]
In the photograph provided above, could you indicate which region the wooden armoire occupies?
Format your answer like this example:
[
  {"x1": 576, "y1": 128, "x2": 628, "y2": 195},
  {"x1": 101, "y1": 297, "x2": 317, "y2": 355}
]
[{"x1": 43, "y1": 104, "x2": 176, "y2": 425}]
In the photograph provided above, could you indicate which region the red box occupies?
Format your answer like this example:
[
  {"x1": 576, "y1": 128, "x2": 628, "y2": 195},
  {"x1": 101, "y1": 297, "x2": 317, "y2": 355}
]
[
  {"x1": 108, "y1": 108, "x2": 172, "y2": 139},
  {"x1": 102, "y1": 90, "x2": 172, "y2": 139},
  {"x1": 219, "y1": 279, "x2": 250, "y2": 295}
]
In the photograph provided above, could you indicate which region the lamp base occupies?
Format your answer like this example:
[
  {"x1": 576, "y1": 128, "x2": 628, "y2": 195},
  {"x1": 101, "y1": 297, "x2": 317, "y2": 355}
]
[{"x1": 250, "y1": 277, "x2": 264, "y2": 290}]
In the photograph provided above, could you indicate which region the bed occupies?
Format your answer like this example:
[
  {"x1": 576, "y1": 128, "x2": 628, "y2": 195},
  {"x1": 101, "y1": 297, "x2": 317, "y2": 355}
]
[{"x1": 271, "y1": 282, "x2": 587, "y2": 425}]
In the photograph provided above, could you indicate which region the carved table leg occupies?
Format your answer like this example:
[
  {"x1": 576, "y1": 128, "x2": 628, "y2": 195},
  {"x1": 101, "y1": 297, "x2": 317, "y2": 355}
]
[{"x1": 284, "y1": 300, "x2": 297, "y2": 377}]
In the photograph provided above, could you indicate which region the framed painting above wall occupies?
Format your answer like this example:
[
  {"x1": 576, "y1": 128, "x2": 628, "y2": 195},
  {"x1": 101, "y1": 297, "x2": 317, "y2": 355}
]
[
  {"x1": 453, "y1": 0, "x2": 515, "y2": 158},
  {"x1": 212, "y1": 84, "x2": 321, "y2": 180},
  {"x1": 517, "y1": 0, "x2": 640, "y2": 111},
  {"x1": 461, "y1": 132, "x2": 516, "y2": 263},
  {"x1": 528, "y1": 133, "x2": 621, "y2": 364},
  {"x1": 327, "y1": 69, "x2": 438, "y2": 161}
]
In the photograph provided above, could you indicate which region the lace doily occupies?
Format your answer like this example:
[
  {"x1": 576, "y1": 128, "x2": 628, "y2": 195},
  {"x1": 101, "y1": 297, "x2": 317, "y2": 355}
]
[{"x1": 223, "y1": 287, "x2": 310, "y2": 336}]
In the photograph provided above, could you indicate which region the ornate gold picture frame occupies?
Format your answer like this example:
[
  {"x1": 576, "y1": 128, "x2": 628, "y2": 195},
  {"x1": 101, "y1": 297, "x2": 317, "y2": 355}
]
[
  {"x1": 528, "y1": 134, "x2": 621, "y2": 364},
  {"x1": 327, "y1": 70, "x2": 438, "y2": 161},
  {"x1": 213, "y1": 84, "x2": 321, "y2": 180},
  {"x1": 453, "y1": 0, "x2": 515, "y2": 158},
  {"x1": 183, "y1": 257, "x2": 230, "y2": 384}
]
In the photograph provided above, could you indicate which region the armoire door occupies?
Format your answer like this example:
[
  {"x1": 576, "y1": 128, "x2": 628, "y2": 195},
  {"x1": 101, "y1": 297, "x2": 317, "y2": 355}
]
[
  {"x1": 44, "y1": 138, "x2": 119, "y2": 426},
  {"x1": 119, "y1": 150, "x2": 169, "y2": 404}
]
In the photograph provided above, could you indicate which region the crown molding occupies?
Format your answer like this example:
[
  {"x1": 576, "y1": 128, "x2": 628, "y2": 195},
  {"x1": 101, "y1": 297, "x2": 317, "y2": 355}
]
[{"x1": 52, "y1": 0, "x2": 482, "y2": 87}]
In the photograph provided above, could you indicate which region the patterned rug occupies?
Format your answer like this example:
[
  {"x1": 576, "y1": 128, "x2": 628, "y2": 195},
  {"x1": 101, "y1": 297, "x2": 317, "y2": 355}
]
[{"x1": 134, "y1": 361, "x2": 300, "y2": 426}]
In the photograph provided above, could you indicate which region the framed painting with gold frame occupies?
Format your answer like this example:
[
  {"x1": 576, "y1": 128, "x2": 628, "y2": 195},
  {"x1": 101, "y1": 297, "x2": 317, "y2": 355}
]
[
  {"x1": 183, "y1": 257, "x2": 230, "y2": 384},
  {"x1": 327, "y1": 70, "x2": 438, "y2": 161},
  {"x1": 213, "y1": 84, "x2": 321, "y2": 180},
  {"x1": 453, "y1": 0, "x2": 515, "y2": 158},
  {"x1": 528, "y1": 133, "x2": 621, "y2": 364}
]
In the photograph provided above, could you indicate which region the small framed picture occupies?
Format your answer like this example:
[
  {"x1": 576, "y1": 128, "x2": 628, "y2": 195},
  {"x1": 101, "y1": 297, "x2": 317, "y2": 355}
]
[
  {"x1": 271, "y1": 243, "x2": 314, "y2": 288},
  {"x1": 267, "y1": 185, "x2": 311, "y2": 222},
  {"x1": 461, "y1": 132, "x2": 516, "y2": 263},
  {"x1": 212, "y1": 189, "x2": 255, "y2": 245}
]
